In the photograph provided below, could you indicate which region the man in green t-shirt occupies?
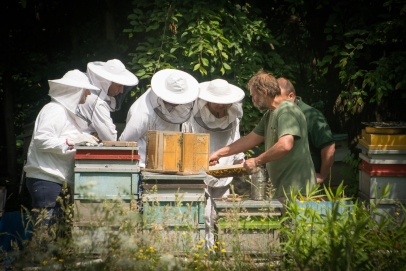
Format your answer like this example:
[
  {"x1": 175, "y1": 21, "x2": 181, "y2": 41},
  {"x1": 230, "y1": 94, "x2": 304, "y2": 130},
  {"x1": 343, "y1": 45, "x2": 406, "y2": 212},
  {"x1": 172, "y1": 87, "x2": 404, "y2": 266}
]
[
  {"x1": 277, "y1": 78, "x2": 335, "y2": 184},
  {"x1": 209, "y1": 70, "x2": 316, "y2": 201}
]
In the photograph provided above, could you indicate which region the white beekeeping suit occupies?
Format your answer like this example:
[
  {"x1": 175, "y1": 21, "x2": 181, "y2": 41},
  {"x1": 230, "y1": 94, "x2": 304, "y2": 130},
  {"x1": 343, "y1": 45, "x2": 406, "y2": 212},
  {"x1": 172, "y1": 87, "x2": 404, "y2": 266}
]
[
  {"x1": 78, "y1": 59, "x2": 139, "y2": 141},
  {"x1": 182, "y1": 79, "x2": 245, "y2": 248},
  {"x1": 119, "y1": 69, "x2": 199, "y2": 167},
  {"x1": 24, "y1": 69, "x2": 100, "y2": 186}
]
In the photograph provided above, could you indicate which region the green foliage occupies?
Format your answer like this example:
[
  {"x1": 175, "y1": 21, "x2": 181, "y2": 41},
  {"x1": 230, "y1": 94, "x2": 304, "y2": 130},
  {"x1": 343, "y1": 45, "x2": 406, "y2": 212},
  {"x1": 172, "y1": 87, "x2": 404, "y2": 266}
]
[
  {"x1": 4, "y1": 182, "x2": 406, "y2": 270},
  {"x1": 317, "y1": 0, "x2": 406, "y2": 113},
  {"x1": 124, "y1": 0, "x2": 289, "y2": 134},
  {"x1": 280, "y1": 182, "x2": 406, "y2": 270},
  {"x1": 341, "y1": 152, "x2": 362, "y2": 196}
]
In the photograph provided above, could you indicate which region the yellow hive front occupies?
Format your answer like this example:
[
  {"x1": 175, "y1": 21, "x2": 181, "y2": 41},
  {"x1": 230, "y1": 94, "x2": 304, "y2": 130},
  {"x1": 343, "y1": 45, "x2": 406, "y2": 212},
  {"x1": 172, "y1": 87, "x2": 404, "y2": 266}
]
[
  {"x1": 181, "y1": 133, "x2": 210, "y2": 173},
  {"x1": 361, "y1": 129, "x2": 406, "y2": 146},
  {"x1": 145, "y1": 131, "x2": 210, "y2": 174},
  {"x1": 146, "y1": 131, "x2": 182, "y2": 172}
]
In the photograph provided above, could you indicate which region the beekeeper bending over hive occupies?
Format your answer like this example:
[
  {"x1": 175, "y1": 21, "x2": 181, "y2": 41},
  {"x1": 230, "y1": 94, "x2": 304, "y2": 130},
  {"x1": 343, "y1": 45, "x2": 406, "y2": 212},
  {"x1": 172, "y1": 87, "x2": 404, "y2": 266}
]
[
  {"x1": 78, "y1": 59, "x2": 139, "y2": 141},
  {"x1": 24, "y1": 70, "x2": 100, "y2": 229},
  {"x1": 119, "y1": 69, "x2": 199, "y2": 167},
  {"x1": 182, "y1": 79, "x2": 245, "y2": 248}
]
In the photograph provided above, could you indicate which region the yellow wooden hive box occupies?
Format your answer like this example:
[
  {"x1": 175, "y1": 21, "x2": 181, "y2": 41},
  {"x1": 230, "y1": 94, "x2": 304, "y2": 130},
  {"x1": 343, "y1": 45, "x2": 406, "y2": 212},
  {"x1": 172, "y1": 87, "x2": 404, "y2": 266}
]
[
  {"x1": 145, "y1": 130, "x2": 210, "y2": 174},
  {"x1": 359, "y1": 129, "x2": 406, "y2": 150}
]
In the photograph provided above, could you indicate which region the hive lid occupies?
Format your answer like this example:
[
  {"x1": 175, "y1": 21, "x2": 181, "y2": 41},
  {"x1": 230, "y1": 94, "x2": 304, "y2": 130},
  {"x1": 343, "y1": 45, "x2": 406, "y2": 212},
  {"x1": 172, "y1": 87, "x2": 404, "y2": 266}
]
[{"x1": 361, "y1": 121, "x2": 406, "y2": 129}]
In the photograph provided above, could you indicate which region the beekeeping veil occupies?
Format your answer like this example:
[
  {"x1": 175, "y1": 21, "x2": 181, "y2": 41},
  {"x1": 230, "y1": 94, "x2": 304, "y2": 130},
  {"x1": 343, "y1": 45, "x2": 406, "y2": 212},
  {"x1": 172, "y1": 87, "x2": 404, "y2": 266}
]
[
  {"x1": 48, "y1": 69, "x2": 100, "y2": 126},
  {"x1": 87, "y1": 59, "x2": 139, "y2": 111},
  {"x1": 193, "y1": 79, "x2": 245, "y2": 131},
  {"x1": 150, "y1": 69, "x2": 199, "y2": 124}
]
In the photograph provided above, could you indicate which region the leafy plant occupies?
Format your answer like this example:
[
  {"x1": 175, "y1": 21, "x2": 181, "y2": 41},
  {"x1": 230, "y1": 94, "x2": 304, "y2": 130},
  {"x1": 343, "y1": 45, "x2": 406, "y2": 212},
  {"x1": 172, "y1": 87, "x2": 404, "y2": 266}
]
[{"x1": 124, "y1": 0, "x2": 291, "y2": 135}]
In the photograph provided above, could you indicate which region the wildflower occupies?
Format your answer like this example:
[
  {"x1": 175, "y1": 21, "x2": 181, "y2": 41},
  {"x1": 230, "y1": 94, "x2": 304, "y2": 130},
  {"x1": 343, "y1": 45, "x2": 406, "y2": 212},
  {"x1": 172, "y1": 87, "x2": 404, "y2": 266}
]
[
  {"x1": 214, "y1": 245, "x2": 218, "y2": 249},
  {"x1": 200, "y1": 239, "x2": 205, "y2": 243},
  {"x1": 197, "y1": 245, "x2": 202, "y2": 249},
  {"x1": 209, "y1": 248, "x2": 213, "y2": 252},
  {"x1": 133, "y1": 257, "x2": 137, "y2": 260},
  {"x1": 150, "y1": 246, "x2": 154, "y2": 250},
  {"x1": 43, "y1": 260, "x2": 48, "y2": 266},
  {"x1": 300, "y1": 200, "x2": 304, "y2": 203},
  {"x1": 308, "y1": 224, "x2": 312, "y2": 227},
  {"x1": 216, "y1": 241, "x2": 220, "y2": 245},
  {"x1": 270, "y1": 264, "x2": 274, "y2": 268},
  {"x1": 395, "y1": 212, "x2": 400, "y2": 216},
  {"x1": 139, "y1": 249, "x2": 144, "y2": 253},
  {"x1": 221, "y1": 249, "x2": 226, "y2": 253},
  {"x1": 151, "y1": 249, "x2": 155, "y2": 253},
  {"x1": 146, "y1": 249, "x2": 150, "y2": 252},
  {"x1": 316, "y1": 200, "x2": 320, "y2": 203},
  {"x1": 204, "y1": 254, "x2": 208, "y2": 257},
  {"x1": 58, "y1": 259, "x2": 64, "y2": 263},
  {"x1": 182, "y1": 231, "x2": 186, "y2": 236},
  {"x1": 195, "y1": 260, "x2": 199, "y2": 263},
  {"x1": 221, "y1": 242, "x2": 225, "y2": 245},
  {"x1": 261, "y1": 219, "x2": 265, "y2": 223},
  {"x1": 301, "y1": 207, "x2": 305, "y2": 211},
  {"x1": 52, "y1": 257, "x2": 57, "y2": 261}
]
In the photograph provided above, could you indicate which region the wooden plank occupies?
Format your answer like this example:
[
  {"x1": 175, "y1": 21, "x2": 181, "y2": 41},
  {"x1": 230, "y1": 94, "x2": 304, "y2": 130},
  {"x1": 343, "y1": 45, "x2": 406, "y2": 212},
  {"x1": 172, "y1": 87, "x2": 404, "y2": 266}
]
[
  {"x1": 359, "y1": 138, "x2": 406, "y2": 150},
  {"x1": 365, "y1": 126, "x2": 406, "y2": 134},
  {"x1": 143, "y1": 184, "x2": 206, "y2": 189},
  {"x1": 359, "y1": 153, "x2": 406, "y2": 164},
  {"x1": 142, "y1": 168, "x2": 207, "y2": 175},
  {"x1": 361, "y1": 129, "x2": 406, "y2": 146},
  {"x1": 214, "y1": 199, "x2": 283, "y2": 209},
  {"x1": 76, "y1": 150, "x2": 139, "y2": 155},
  {"x1": 102, "y1": 141, "x2": 138, "y2": 147},
  {"x1": 218, "y1": 211, "x2": 281, "y2": 216},
  {"x1": 360, "y1": 160, "x2": 406, "y2": 176},
  {"x1": 74, "y1": 154, "x2": 140, "y2": 160}
]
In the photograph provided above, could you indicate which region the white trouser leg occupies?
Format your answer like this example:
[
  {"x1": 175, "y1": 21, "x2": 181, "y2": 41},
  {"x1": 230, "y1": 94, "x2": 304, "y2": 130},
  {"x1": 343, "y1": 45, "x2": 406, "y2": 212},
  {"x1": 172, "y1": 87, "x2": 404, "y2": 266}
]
[{"x1": 205, "y1": 186, "x2": 230, "y2": 248}]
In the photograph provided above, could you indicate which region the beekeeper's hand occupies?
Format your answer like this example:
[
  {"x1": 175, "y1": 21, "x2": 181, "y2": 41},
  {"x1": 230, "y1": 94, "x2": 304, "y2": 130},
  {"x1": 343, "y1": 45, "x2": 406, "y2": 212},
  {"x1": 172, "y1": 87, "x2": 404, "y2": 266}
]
[{"x1": 67, "y1": 134, "x2": 99, "y2": 146}]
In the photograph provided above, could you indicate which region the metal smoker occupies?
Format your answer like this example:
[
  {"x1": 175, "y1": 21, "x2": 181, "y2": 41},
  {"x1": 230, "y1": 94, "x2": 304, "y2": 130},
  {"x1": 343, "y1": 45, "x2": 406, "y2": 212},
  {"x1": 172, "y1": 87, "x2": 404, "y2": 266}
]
[{"x1": 250, "y1": 166, "x2": 266, "y2": 200}]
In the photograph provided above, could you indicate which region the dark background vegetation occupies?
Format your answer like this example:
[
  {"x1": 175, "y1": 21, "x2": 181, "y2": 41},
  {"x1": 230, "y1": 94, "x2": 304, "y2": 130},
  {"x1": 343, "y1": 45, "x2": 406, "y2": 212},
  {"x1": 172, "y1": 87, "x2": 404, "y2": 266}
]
[{"x1": 1, "y1": 0, "x2": 405, "y2": 210}]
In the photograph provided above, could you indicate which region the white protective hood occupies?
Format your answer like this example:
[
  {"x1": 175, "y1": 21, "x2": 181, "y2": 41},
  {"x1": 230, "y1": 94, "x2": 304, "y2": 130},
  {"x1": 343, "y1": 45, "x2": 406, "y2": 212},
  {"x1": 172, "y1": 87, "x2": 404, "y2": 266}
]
[
  {"x1": 48, "y1": 83, "x2": 86, "y2": 115},
  {"x1": 86, "y1": 60, "x2": 138, "y2": 112},
  {"x1": 192, "y1": 98, "x2": 243, "y2": 131}
]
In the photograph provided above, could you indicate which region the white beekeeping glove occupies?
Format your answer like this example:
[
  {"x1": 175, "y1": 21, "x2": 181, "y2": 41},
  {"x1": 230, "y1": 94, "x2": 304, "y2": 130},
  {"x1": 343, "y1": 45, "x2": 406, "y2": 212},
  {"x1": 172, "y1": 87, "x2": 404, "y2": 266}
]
[{"x1": 67, "y1": 134, "x2": 99, "y2": 147}]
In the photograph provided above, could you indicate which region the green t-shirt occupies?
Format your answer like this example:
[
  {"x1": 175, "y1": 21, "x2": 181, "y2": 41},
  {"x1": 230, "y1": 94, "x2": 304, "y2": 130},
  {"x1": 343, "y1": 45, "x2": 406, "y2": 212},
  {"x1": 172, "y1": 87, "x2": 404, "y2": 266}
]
[
  {"x1": 253, "y1": 100, "x2": 316, "y2": 198},
  {"x1": 296, "y1": 97, "x2": 334, "y2": 172}
]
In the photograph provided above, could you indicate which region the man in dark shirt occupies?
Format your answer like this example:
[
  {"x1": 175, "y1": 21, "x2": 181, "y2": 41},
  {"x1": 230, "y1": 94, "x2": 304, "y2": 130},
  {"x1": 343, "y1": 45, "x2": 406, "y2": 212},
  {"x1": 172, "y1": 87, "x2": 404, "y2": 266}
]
[{"x1": 278, "y1": 78, "x2": 335, "y2": 184}]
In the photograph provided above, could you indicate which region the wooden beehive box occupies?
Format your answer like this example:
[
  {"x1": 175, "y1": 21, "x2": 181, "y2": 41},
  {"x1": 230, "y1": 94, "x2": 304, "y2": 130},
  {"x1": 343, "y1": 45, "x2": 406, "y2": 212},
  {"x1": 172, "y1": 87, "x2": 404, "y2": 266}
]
[
  {"x1": 145, "y1": 131, "x2": 209, "y2": 174},
  {"x1": 359, "y1": 129, "x2": 406, "y2": 150}
]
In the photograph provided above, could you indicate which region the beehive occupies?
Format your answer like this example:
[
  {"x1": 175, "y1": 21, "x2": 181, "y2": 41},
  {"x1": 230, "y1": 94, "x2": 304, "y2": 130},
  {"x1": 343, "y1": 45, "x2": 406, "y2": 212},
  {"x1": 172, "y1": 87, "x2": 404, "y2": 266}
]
[
  {"x1": 359, "y1": 129, "x2": 406, "y2": 150},
  {"x1": 145, "y1": 131, "x2": 210, "y2": 174},
  {"x1": 73, "y1": 143, "x2": 141, "y2": 254}
]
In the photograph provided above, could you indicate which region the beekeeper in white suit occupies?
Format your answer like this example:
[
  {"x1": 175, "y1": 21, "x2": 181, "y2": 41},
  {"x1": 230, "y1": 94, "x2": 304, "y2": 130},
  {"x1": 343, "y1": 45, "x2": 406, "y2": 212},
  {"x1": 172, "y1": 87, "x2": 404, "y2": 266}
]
[
  {"x1": 119, "y1": 69, "x2": 199, "y2": 167},
  {"x1": 182, "y1": 79, "x2": 245, "y2": 248},
  {"x1": 78, "y1": 59, "x2": 139, "y2": 141},
  {"x1": 24, "y1": 69, "x2": 100, "y2": 229}
]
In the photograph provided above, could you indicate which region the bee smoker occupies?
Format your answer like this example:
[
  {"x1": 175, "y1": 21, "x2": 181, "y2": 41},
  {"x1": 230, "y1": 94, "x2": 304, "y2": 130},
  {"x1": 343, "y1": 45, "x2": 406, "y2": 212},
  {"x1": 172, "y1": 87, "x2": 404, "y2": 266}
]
[{"x1": 250, "y1": 166, "x2": 266, "y2": 200}]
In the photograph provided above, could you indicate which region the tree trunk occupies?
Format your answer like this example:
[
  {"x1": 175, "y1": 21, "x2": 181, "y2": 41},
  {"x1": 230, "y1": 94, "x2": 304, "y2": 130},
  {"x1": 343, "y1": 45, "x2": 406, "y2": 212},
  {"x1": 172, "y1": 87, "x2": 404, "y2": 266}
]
[
  {"x1": 105, "y1": 0, "x2": 115, "y2": 41},
  {"x1": 2, "y1": 71, "x2": 17, "y2": 183}
]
